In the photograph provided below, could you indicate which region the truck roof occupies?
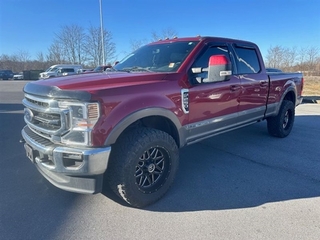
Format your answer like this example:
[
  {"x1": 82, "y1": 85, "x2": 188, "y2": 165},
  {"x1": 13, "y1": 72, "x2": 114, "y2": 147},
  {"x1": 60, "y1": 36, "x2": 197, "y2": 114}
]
[{"x1": 149, "y1": 36, "x2": 256, "y2": 46}]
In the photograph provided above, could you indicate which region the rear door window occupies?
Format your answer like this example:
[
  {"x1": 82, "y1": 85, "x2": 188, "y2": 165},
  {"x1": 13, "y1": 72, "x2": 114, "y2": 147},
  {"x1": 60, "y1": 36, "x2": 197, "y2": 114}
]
[{"x1": 233, "y1": 46, "x2": 261, "y2": 74}]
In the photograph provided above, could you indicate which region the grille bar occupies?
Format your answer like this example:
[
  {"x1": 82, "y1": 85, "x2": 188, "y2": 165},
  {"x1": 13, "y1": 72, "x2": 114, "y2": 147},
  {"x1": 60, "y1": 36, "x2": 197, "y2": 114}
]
[{"x1": 23, "y1": 94, "x2": 70, "y2": 136}]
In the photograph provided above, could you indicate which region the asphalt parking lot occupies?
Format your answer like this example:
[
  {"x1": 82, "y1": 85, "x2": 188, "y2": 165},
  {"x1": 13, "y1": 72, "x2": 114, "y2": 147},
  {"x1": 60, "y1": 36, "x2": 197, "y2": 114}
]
[{"x1": 1, "y1": 81, "x2": 320, "y2": 240}]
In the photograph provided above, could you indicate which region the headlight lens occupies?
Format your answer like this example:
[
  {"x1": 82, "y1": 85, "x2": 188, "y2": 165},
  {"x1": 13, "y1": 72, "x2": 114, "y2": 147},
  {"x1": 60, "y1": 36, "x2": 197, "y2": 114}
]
[{"x1": 58, "y1": 101, "x2": 100, "y2": 146}]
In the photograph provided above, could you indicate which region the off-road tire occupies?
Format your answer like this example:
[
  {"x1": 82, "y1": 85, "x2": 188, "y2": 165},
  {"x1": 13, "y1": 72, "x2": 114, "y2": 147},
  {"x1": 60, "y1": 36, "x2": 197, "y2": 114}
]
[
  {"x1": 267, "y1": 100, "x2": 295, "y2": 138},
  {"x1": 107, "y1": 127, "x2": 179, "y2": 208}
]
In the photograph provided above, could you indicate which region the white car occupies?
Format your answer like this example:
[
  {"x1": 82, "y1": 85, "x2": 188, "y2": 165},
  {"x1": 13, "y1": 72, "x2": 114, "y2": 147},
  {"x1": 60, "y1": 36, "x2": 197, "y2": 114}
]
[
  {"x1": 39, "y1": 64, "x2": 82, "y2": 79},
  {"x1": 13, "y1": 72, "x2": 24, "y2": 80}
]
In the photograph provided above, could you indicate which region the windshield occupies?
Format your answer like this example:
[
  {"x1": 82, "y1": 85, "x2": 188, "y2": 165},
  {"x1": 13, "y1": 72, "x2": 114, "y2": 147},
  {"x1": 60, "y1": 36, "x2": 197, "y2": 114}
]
[
  {"x1": 45, "y1": 67, "x2": 58, "y2": 72},
  {"x1": 114, "y1": 41, "x2": 199, "y2": 72},
  {"x1": 94, "y1": 66, "x2": 103, "y2": 72}
]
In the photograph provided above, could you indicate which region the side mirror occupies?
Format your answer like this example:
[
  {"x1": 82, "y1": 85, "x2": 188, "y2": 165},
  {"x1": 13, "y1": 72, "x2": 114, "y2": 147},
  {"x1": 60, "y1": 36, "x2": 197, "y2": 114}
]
[
  {"x1": 205, "y1": 55, "x2": 232, "y2": 82},
  {"x1": 191, "y1": 55, "x2": 232, "y2": 83}
]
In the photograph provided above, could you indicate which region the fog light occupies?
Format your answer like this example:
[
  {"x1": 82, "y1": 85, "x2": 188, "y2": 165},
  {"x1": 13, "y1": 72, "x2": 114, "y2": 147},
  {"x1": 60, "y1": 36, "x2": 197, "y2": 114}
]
[{"x1": 63, "y1": 153, "x2": 83, "y2": 168}]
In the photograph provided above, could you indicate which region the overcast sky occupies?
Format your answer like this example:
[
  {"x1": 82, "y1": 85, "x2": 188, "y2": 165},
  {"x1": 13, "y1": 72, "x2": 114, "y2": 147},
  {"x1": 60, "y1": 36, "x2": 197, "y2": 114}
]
[{"x1": 0, "y1": 0, "x2": 319, "y2": 61}]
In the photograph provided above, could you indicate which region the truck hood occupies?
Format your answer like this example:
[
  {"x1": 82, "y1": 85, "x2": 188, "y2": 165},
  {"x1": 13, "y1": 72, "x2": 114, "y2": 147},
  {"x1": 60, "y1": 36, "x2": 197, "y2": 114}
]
[
  {"x1": 24, "y1": 71, "x2": 176, "y2": 101},
  {"x1": 35, "y1": 72, "x2": 171, "y2": 90}
]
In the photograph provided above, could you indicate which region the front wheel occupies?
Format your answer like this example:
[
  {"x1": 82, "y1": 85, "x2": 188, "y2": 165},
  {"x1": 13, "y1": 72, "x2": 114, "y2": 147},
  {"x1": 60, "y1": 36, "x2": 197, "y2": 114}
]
[
  {"x1": 267, "y1": 100, "x2": 295, "y2": 138},
  {"x1": 107, "y1": 128, "x2": 179, "y2": 208}
]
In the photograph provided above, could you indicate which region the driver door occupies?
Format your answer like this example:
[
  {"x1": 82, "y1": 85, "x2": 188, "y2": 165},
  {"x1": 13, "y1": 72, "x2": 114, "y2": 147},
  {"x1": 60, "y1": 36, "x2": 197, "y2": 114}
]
[{"x1": 186, "y1": 44, "x2": 241, "y2": 142}]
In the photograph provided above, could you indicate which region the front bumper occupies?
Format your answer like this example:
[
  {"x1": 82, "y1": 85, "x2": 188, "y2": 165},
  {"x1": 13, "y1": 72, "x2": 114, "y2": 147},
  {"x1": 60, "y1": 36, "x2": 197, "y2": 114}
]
[{"x1": 21, "y1": 126, "x2": 111, "y2": 194}]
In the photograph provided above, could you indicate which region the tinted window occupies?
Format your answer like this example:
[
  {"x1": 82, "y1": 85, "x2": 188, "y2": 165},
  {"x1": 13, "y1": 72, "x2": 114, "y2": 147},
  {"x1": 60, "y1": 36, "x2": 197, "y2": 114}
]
[
  {"x1": 190, "y1": 46, "x2": 231, "y2": 83},
  {"x1": 193, "y1": 46, "x2": 230, "y2": 68},
  {"x1": 62, "y1": 68, "x2": 75, "y2": 73},
  {"x1": 233, "y1": 46, "x2": 260, "y2": 74}
]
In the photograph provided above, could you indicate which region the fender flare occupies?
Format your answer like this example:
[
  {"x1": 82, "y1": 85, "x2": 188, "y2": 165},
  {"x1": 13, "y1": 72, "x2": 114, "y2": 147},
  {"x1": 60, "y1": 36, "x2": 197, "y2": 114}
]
[
  {"x1": 274, "y1": 83, "x2": 297, "y2": 116},
  {"x1": 104, "y1": 107, "x2": 185, "y2": 147}
]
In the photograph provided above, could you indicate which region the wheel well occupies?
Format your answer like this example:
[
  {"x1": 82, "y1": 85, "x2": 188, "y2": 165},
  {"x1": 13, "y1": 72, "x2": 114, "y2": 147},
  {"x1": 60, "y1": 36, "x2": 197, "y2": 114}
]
[
  {"x1": 283, "y1": 91, "x2": 296, "y2": 105},
  {"x1": 118, "y1": 116, "x2": 180, "y2": 147}
]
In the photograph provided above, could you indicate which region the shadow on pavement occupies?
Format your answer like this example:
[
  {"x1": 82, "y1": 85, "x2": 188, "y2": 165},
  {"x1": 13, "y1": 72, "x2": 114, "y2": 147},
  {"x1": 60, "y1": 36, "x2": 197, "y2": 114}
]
[
  {"x1": 0, "y1": 103, "x2": 80, "y2": 240},
  {"x1": 1, "y1": 102, "x2": 320, "y2": 216},
  {"x1": 145, "y1": 115, "x2": 320, "y2": 212}
]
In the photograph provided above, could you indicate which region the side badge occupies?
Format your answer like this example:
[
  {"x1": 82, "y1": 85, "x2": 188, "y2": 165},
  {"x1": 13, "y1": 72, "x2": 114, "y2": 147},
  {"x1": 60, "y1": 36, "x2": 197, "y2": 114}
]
[{"x1": 181, "y1": 89, "x2": 189, "y2": 114}]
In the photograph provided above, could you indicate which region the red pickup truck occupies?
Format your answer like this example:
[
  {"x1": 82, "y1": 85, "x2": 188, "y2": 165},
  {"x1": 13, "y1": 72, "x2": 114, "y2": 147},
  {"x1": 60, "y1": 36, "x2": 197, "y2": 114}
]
[{"x1": 21, "y1": 36, "x2": 303, "y2": 208}]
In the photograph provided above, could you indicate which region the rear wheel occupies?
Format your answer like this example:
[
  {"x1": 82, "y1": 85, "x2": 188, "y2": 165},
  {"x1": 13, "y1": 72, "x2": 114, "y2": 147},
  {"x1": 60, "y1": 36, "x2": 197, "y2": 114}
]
[
  {"x1": 267, "y1": 100, "x2": 295, "y2": 138},
  {"x1": 107, "y1": 127, "x2": 179, "y2": 208}
]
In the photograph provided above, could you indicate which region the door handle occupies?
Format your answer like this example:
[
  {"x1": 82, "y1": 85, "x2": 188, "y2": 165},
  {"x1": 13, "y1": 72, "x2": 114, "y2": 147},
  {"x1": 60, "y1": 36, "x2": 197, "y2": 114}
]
[
  {"x1": 260, "y1": 80, "x2": 268, "y2": 87},
  {"x1": 230, "y1": 85, "x2": 241, "y2": 91}
]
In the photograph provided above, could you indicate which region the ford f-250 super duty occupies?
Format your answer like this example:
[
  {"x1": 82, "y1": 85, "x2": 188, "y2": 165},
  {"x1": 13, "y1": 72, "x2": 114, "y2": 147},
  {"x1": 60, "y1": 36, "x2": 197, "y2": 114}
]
[{"x1": 21, "y1": 36, "x2": 303, "y2": 208}]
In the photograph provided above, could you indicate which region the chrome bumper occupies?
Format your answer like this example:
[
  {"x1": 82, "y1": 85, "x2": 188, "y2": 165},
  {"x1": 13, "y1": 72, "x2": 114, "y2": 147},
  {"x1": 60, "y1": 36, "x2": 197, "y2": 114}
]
[{"x1": 21, "y1": 126, "x2": 111, "y2": 194}]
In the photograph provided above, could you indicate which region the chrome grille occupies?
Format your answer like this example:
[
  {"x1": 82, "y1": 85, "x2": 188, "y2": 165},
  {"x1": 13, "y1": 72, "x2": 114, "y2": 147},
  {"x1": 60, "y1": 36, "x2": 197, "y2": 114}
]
[
  {"x1": 33, "y1": 112, "x2": 61, "y2": 130},
  {"x1": 23, "y1": 94, "x2": 70, "y2": 137},
  {"x1": 23, "y1": 125, "x2": 55, "y2": 149},
  {"x1": 25, "y1": 96, "x2": 49, "y2": 108}
]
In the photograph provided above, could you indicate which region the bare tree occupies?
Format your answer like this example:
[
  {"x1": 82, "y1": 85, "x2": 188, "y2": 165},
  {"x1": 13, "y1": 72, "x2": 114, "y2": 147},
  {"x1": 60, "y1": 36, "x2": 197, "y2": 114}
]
[
  {"x1": 305, "y1": 46, "x2": 319, "y2": 71},
  {"x1": 84, "y1": 25, "x2": 116, "y2": 66},
  {"x1": 297, "y1": 47, "x2": 307, "y2": 65},
  {"x1": 47, "y1": 40, "x2": 66, "y2": 63},
  {"x1": 15, "y1": 49, "x2": 31, "y2": 62},
  {"x1": 130, "y1": 27, "x2": 178, "y2": 52},
  {"x1": 35, "y1": 52, "x2": 49, "y2": 70},
  {"x1": 265, "y1": 45, "x2": 286, "y2": 69},
  {"x1": 0, "y1": 54, "x2": 14, "y2": 70},
  {"x1": 151, "y1": 27, "x2": 178, "y2": 41},
  {"x1": 266, "y1": 45, "x2": 320, "y2": 74},
  {"x1": 84, "y1": 26, "x2": 100, "y2": 66},
  {"x1": 13, "y1": 49, "x2": 32, "y2": 71},
  {"x1": 129, "y1": 39, "x2": 148, "y2": 52},
  {"x1": 54, "y1": 25, "x2": 86, "y2": 64},
  {"x1": 104, "y1": 30, "x2": 116, "y2": 64},
  {"x1": 36, "y1": 52, "x2": 45, "y2": 62},
  {"x1": 282, "y1": 47, "x2": 297, "y2": 71}
]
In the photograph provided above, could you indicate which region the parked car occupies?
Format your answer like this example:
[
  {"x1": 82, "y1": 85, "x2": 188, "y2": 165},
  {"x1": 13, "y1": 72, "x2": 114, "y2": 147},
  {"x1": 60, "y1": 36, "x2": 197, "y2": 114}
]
[
  {"x1": 83, "y1": 65, "x2": 112, "y2": 74},
  {"x1": 57, "y1": 67, "x2": 80, "y2": 77},
  {"x1": 0, "y1": 70, "x2": 14, "y2": 80},
  {"x1": 39, "y1": 64, "x2": 82, "y2": 79},
  {"x1": 94, "y1": 65, "x2": 112, "y2": 72},
  {"x1": 82, "y1": 68, "x2": 94, "y2": 72},
  {"x1": 13, "y1": 72, "x2": 24, "y2": 80}
]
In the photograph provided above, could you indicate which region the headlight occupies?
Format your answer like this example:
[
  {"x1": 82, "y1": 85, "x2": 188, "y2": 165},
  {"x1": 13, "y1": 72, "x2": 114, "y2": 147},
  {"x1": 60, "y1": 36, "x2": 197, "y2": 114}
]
[{"x1": 58, "y1": 101, "x2": 100, "y2": 146}]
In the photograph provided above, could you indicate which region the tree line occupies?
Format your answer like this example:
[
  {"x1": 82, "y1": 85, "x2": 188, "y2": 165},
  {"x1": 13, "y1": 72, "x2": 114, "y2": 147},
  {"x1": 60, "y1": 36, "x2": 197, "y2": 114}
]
[
  {"x1": 265, "y1": 45, "x2": 320, "y2": 75},
  {"x1": 0, "y1": 25, "x2": 178, "y2": 73},
  {"x1": 1, "y1": 25, "x2": 319, "y2": 76},
  {"x1": 0, "y1": 24, "x2": 117, "y2": 73}
]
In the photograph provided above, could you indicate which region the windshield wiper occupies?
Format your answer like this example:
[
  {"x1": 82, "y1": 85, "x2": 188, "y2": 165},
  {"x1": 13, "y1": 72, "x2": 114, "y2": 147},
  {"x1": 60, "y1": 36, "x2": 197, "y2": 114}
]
[{"x1": 121, "y1": 66, "x2": 153, "y2": 72}]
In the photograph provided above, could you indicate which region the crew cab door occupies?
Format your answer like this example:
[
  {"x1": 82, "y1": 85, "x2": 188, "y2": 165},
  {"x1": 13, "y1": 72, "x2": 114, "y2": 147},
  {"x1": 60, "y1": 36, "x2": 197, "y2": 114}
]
[
  {"x1": 185, "y1": 44, "x2": 241, "y2": 142},
  {"x1": 232, "y1": 44, "x2": 269, "y2": 122}
]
